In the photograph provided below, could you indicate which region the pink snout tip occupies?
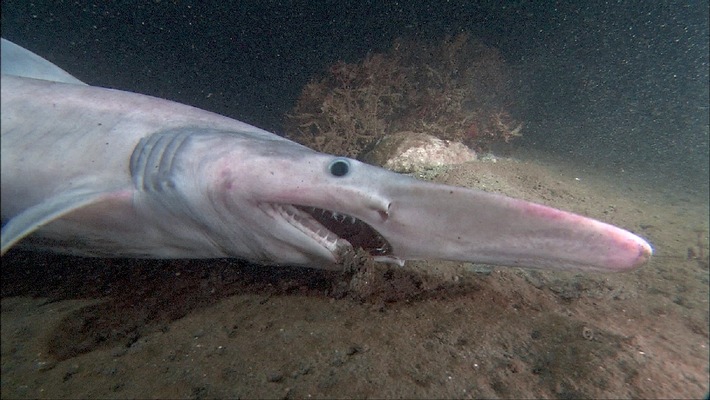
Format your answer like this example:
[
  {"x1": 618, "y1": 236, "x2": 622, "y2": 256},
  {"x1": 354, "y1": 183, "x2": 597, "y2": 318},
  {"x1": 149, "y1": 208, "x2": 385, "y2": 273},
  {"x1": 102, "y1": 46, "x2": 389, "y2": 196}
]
[{"x1": 607, "y1": 228, "x2": 653, "y2": 271}]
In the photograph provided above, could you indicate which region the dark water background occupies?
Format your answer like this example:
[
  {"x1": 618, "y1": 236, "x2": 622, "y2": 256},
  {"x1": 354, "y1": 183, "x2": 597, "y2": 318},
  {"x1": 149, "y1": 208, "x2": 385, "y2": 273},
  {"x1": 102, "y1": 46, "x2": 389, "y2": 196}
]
[{"x1": 2, "y1": 0, "x2": 708, "y2": 192}]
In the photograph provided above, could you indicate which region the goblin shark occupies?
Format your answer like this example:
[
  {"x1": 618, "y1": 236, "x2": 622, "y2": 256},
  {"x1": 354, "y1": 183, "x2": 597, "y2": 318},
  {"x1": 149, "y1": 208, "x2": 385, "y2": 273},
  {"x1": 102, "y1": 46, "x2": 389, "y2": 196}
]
[{"x1": 0, "y1": 38, "x2": 652, "y2": 272}]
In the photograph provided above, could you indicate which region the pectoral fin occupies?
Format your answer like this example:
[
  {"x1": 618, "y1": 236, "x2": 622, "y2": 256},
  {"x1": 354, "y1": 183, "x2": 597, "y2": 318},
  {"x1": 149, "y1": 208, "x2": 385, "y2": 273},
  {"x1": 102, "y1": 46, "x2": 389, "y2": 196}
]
[{"x1": 1, "y1": 189, "x2": 129, "y2": 254}]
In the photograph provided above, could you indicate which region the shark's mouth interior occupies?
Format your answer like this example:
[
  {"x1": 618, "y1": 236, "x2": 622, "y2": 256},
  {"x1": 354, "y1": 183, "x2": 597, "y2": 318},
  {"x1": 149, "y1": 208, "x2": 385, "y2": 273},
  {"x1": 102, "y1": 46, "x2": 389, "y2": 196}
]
[{"x1": 293, "y1": 205, "x2": 392, "y2": 256}]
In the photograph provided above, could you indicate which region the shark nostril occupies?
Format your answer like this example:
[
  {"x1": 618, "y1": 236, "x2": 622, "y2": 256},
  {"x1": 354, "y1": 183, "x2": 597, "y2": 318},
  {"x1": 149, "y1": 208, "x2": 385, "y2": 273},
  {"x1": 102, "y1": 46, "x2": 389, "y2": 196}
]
[
  {"x1": 378, "y1": 210, "x2": 389, "y2": 221},
  {"x1": 377, "y1": 202, "x2": 392, "y2": 221}
]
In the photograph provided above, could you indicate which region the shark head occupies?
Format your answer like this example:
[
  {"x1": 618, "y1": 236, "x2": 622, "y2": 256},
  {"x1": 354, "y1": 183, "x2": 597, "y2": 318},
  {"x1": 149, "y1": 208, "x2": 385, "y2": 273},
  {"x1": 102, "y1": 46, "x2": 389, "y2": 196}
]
[{"x1": 132, "y1": 127, "x2": 652, "y2": 272}]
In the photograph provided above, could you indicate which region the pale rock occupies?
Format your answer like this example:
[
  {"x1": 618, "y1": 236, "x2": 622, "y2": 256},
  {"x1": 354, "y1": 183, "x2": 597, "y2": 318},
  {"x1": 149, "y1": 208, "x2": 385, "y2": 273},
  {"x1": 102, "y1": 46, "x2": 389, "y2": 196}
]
[{"x1": 361, "y1": 131, "x2": 476, "y2": 173}]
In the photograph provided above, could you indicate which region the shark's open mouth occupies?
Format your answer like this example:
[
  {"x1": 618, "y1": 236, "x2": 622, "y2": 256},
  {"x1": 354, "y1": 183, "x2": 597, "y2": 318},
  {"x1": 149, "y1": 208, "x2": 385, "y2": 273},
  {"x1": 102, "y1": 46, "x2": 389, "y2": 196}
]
[
  {"x1": 273, "y1": 204, "x2": 391, "y2": 257},
  {"x1": 298, "y1": 206, "x2": 392, "y2": 255}
]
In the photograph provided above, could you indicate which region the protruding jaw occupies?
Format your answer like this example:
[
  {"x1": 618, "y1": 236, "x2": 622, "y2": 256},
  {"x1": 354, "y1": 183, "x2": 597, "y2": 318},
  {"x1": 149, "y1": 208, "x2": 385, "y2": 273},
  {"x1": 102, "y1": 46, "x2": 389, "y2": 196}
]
[{"x1": 210, "y1": 150, "x2": 651, "y2": 273}]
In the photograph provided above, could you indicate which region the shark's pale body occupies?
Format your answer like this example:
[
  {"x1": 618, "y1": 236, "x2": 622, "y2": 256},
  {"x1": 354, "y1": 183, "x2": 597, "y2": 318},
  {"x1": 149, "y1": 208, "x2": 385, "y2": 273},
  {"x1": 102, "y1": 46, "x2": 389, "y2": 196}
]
[{"x1": 0, "y1": 38, "x2": 652, "y2": 272}]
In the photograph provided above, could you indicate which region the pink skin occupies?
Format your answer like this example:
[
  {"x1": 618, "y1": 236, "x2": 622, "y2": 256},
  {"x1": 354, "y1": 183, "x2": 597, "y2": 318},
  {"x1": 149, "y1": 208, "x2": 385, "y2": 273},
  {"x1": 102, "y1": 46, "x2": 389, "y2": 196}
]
[{"x1": 518, "y1": 201, "x2": 652, "y2": 271}]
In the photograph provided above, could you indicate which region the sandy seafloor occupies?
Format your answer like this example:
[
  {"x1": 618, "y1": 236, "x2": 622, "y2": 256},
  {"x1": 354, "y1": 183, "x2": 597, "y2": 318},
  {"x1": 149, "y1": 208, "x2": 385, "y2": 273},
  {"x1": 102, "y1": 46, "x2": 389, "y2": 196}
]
[{"x1": 1, "y1": 148, "x2": 708, "y2": 399}]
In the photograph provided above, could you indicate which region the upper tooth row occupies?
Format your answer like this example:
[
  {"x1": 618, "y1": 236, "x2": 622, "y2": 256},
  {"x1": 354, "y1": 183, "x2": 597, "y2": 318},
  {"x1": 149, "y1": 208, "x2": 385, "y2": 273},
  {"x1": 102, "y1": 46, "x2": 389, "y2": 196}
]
[
  {"x1": 311, "y1": 207, "x2": 357, "y2": 224},
  {"x1": 334, "y1": 213, "x2": 357, "y2": 224}
]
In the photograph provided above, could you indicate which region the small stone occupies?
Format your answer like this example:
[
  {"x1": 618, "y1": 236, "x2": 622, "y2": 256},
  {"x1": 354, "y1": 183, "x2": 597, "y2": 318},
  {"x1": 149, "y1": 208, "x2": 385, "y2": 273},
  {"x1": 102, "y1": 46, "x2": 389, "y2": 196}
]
[
  {"x1": 346, "y1": 345, "x2": 362, "y2": 356},
  {"x1": 267, "y1": 372, "x2": 284, "y2": 383},
  {"x1": 35, "y1": 360, "x2": 57, "y2": 372},
  {"x1": 582, "y1": 327, "x2": 594, "y2": 341}
]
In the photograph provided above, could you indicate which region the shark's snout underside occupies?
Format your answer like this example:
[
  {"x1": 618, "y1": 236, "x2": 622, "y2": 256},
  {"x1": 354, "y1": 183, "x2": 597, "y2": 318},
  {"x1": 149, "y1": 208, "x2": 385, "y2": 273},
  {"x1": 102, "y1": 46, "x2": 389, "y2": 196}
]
[{"x1": 0, "y1": 38, "x2": 652, "y2": 273}]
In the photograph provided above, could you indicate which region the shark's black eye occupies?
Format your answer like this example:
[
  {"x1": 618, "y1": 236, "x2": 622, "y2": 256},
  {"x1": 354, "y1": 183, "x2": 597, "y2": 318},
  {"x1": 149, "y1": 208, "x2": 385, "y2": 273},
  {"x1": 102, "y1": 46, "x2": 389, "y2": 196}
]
[{"x1": 328, "y1": 158, "x2": 350, "y2": 177}]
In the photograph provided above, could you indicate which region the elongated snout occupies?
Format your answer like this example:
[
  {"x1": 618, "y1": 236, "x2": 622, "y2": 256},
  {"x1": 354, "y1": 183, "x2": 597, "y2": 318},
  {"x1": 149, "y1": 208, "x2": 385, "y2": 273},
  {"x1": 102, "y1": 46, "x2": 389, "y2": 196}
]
[{"x1": 371, "y1": 182, "x2": 652, "y2": 272}]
